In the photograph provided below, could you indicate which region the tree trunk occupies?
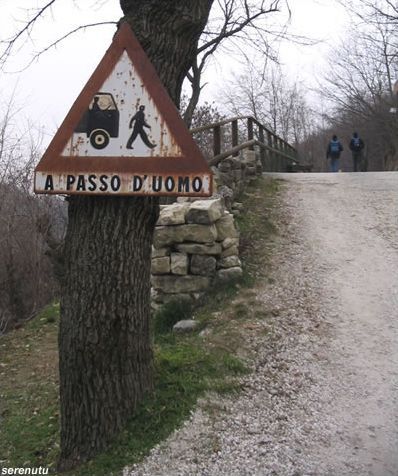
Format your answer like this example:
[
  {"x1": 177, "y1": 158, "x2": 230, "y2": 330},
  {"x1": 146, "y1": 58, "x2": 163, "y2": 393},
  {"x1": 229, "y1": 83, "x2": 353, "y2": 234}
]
[
  {"x1": 121, "y1": 0, "x2": 213, "y2": 104},
  {"x1": 58, "y1": 196, "x2": 158, "y2": 470},
  {"x1": 58, "y1": 0, "x2": 214, "y2": 470}
]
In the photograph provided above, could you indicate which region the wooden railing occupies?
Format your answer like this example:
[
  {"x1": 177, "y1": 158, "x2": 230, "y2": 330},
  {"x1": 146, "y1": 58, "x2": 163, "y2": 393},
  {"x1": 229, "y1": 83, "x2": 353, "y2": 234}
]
[{"x1": 190, "y1": 116, "x2": 299, "y2": 172}]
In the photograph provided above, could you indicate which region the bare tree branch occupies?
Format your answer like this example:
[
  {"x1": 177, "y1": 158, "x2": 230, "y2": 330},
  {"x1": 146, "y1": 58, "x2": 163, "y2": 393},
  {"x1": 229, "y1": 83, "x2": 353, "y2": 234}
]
[
  {"x1": 183, "y1": 0, "x2": 292, "y2": 126},
  {"x1": 0, "y1": 0, "x2": 58, "y2": 68},
  {"x1": 197, "y1": 0, "x2": 283, "y2": 55},
  {"x1": 0, "y1": 1, "x2": 118, "y2": 71},
  {"x1": 9, "y1": 22, "x2": 117, "y2": 73}
]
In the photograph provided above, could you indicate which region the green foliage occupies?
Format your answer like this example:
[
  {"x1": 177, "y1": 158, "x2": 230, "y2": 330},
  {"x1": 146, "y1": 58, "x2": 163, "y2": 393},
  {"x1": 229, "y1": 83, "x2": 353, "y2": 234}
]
[
  {"x1": 0, "y1": 303, "x2": 60, "y2": 472},
  {"x1": 68, "y1": 336, "x2": 246, "y2": 476},
  {"x1": 235, "y1": 177, "x2": 280, "y2": 281},
  {"x1": 0, "y1": 303, "x2": 247, "y2": 476}
]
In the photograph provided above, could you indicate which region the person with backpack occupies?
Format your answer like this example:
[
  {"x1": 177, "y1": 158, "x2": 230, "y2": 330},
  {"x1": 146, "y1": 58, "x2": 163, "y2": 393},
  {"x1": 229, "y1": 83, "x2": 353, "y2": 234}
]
[
  {"x1": 326, "y1": 135, "x2": 343, "y2": 172},
  {"x1": 349, "y1": 132, "x2": 365, "y2": 172}
]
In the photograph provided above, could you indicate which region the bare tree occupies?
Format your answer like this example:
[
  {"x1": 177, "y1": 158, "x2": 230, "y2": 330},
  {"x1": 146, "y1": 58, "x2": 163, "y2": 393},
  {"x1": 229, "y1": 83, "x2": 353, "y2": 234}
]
[
  {"x1": 339, "y1": 0, "x2": 398, "y2": 25},
  {"x1": 0, "y1": 1, "x2": 117, "y2": 70},
  {"x1": 223, "y1": 61, "x2": 315, "y2": 145},
  {"x1": 319, "y1": 6, "x2": 398, "y2": 170},
  {"x1": 182, "y1": 0, "x2": 292, "y2": 126},
  {"x1": 183, "y1": 97, "x2": 227, "y2": 159},
  {"x1": 0, "y1": 95, "x2": 64, "y2": 334},
  {"x1": 0, "y1": 1, "x2": 293, "y2": 125}
]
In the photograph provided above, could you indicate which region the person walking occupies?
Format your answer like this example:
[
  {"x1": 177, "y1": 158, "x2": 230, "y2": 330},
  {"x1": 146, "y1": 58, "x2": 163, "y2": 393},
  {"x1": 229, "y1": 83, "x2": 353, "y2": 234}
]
[
  {"x1": 349, "y1": 132, "x2": 365, "y2": 172},
  {"x1": 326, "y1": 135, "x2": 343, "y2": 172},
  {"x1": 126, "y1": 105, "x2": 156, "y2": 149}
]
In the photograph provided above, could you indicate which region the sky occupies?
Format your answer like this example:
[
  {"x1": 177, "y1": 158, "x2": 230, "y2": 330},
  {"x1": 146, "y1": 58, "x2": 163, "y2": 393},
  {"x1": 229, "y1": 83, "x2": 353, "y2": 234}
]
[
  {"x1": 0, "y1": 0, "x2": 349, "y2": 147},
  {"x1": 280, "y1": 0, "x2": 349, "y2": 79}
]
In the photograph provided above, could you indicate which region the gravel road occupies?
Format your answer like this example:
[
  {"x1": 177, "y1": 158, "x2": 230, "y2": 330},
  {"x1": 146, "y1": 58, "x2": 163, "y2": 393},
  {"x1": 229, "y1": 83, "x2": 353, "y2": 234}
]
[{"x1": 125, "y1": 172, "x2": 398, "y2": 476}]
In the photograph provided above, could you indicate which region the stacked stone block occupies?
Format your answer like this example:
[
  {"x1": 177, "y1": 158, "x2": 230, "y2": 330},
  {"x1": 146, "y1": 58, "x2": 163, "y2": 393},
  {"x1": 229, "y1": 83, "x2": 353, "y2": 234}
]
[
  {"x1": 212, "y1": 149, "x2": 263, "y2": 207},
  {"x1": 151, "y1": 199, "x2": 242, "y2": 308}
]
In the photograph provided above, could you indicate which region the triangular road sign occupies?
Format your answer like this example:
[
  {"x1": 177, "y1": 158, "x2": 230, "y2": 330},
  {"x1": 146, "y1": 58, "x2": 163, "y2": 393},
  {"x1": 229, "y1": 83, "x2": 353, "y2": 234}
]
[{"x1": 34, "y1": 22, "x2": 212, "y2": 196}]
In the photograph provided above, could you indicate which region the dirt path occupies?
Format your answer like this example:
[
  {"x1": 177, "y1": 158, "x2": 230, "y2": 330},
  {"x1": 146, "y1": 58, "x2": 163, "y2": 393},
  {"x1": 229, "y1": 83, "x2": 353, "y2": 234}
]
[
  {"x1": 125, "y1": 172, "x2": 398, "y2": 476},
  {"x1": 279, "y1": 172, "x2": 398, "y2": 476}
]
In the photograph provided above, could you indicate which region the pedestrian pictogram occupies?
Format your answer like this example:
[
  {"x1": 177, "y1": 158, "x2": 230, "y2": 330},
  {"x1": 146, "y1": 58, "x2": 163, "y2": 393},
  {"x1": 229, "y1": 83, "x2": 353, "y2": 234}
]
[
  {"x1": 34, "y1": 21, "x2": 212, "y2": 196},
  {"x1": 126, "y1": 105, "x2": 156, "y2": 150}
]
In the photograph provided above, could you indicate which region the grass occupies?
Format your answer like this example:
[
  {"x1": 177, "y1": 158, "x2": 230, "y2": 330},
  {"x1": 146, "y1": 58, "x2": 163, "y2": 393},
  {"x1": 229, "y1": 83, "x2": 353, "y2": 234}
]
[
  {"x1": 0, "y1": 303, "x2": 60, "y2": 472},
  {"x1": 235, "y1": 176, "x2": 280, "y2": 282},
  {"x1": 67, "y1": 337, "x2": 246, "y2": 476},
  {"x1": 0, "y1": 304, "x2": 247, "y2": 476},
  {"x1": 0, "y1": 176, "x2": 281, "y2": 476}
]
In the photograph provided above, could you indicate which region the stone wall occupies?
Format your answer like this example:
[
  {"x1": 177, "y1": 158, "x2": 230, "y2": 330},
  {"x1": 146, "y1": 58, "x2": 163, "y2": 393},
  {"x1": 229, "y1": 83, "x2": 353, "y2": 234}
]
[
  {"x1": 151, "y1": 198, "x2": 242, "y2": 309},
  {"x1": 212, "y1": 149, "x2": 262, "y2": 208},
  {"x1": 151, "y1": 148, "x2": 263, "y2": 310}
]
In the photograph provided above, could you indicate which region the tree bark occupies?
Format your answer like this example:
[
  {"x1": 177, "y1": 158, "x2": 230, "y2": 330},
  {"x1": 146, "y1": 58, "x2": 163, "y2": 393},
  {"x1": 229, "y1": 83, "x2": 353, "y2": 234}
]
[
  {"x1": 57, "y1": 0, "x2": 214, "y2": 471},
  {"x1": 120, "y1": 0, "x2": 213, "y2": 105},
  {"x1": 58, "y1": 196, "x2": 158, "y2": 470}
]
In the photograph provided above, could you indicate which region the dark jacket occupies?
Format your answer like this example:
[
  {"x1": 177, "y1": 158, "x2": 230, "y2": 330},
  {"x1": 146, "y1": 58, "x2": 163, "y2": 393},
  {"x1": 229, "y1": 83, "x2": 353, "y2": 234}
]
[
  {"x1": 349, "y1": 137, "x2": 364, "y2": 153},
  {"x1": 327, "y1": 139, "x2": 343, "y2": 159}
]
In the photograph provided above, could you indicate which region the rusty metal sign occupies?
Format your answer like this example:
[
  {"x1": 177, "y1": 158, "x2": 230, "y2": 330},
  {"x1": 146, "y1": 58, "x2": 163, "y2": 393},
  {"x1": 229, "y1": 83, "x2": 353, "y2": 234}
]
[{"x1": 34, "y1": 22, "x2": 212, "y2": 196}]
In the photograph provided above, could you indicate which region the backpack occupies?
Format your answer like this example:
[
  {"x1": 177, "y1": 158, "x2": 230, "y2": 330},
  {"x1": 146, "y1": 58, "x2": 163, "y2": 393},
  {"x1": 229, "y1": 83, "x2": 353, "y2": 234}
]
[
  {"x1": 330, "y1": 141, "x2": 340, "y2": 154},
  {"x1": 352, "y1": 137, "x2": 361, "y2": 151}
]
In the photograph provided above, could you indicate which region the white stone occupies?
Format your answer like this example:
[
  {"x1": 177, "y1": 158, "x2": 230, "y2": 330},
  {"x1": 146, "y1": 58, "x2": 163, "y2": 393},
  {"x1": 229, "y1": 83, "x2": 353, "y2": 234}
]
[
  {"x1": 221, "y1": 245, "x2": 239, "y2": 258},
  {"x1": 170, "y1": 253, "x2": 188, "y2": 275},
  {"x1": 243, "y1": 149, "x2": 257, "y2": 165},
  {"x1": 216, "y1": 267, "x2": 243, "y2": 283},
  {"x1": 151, "y1": 246, "x2": 169, "y2": 257},
  {"x1": 215, "y1": 185, "x2": 234, "y2": 209},
  {"x1": 151, "y1": 256, "x2": 170, "y2": 275},
  {"x1": 190, "y1": 255, "x2": 217, "y2": 276},
  {"x1": 176, "y1": 243, "x2": 222, "y2": 255},
  {"x1": 186, "y1": 199, "x2": 224, "y2": 225},
  {"x1": 218, "y1": 256, "x2": 241, "y2": 269},
  {"x1": 173, "y1": 320, "x2": 199, "y2": 333},
  {"x1": 157, "y1": 203, "x2": 189, "y2": 226},
  {"x1": 216, "y1": 214, "x2": 239, "y2": 241},
  {"x1": 153, "y1": 226, "x2": 178, "y2": 248},
  {"x1": 180, "y1": 224, "x2": 218, "y2": 243},
  {"x1": 153, "y1": 224, "x2": 218, "y2": 248}
]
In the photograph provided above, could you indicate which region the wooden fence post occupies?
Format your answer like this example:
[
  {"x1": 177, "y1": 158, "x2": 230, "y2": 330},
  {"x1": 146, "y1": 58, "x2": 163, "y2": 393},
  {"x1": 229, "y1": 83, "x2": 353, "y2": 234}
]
[
  {"x1": 213, "y1": 125, "x2": 221, "y2": 157},
  {"x1": 258, "y1": 126, "x2": 266, "y2": 168},
  {"x1": 232, "y1": 120, "x2": 239, "y2": 157},
  {"x1": 247, "y1": 118, "x2": 254, "y2": 150}
]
